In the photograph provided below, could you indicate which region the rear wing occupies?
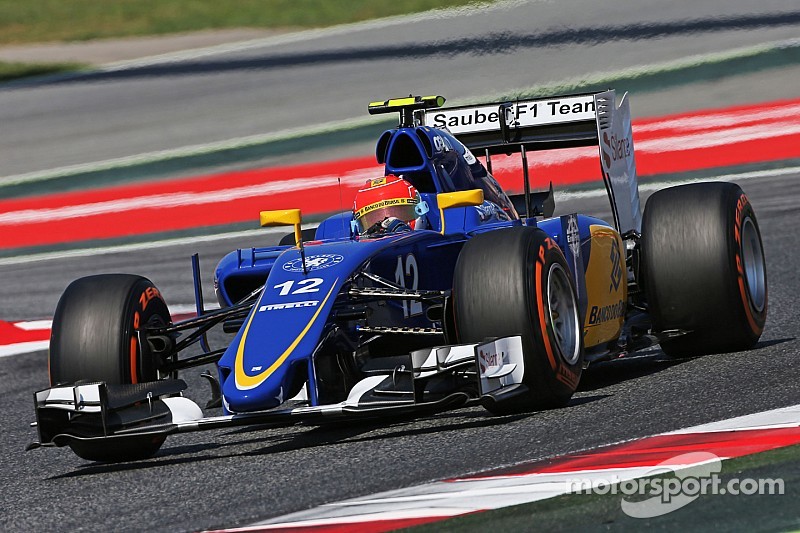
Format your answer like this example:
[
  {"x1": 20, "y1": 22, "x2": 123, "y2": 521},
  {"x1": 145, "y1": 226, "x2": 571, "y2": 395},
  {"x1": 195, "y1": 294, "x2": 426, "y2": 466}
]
[
  {"x1": 424, "y1": 93, "x2": 598, "y2": 153},
  {"x1": 423, "y1": 90, "x2": 642, "y2": 234}
]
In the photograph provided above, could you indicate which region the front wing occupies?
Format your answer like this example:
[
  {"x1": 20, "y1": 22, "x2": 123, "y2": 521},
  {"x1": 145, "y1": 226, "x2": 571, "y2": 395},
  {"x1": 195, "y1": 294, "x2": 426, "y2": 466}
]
[{"x1": 29, "y1": 336, "x2": 527, "y2": 453}]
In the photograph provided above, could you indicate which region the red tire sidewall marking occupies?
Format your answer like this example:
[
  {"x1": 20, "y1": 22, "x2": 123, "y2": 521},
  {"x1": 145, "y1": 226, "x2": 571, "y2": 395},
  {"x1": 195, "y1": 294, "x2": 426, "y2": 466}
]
[
  {"x1": 535, "y1": 238, "x2": 581, "y2": 391},
  {"x1": 129, "y1": 337, "x2": 139, "y2": 384},
  {"x1": 129, "y1": 286, "x2": 166, "y2": 384},
  {"x1": 734, "y1": 194, "x2": 765, "y2": 336},
  {"x1": 536, "y1": 243, "x2": 558, "y2": 372}
]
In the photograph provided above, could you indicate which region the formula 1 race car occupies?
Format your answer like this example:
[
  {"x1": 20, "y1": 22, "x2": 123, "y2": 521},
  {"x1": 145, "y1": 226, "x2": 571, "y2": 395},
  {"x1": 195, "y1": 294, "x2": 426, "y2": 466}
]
[{"x1": 29, "y1": 90, "x2": 768, "y2": 462}]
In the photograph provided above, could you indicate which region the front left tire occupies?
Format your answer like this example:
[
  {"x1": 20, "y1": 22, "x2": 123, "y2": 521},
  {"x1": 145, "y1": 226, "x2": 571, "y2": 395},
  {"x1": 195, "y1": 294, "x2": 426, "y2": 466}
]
[{"x1": 49, "y1": 274, "x2": 171, "y2": 461}]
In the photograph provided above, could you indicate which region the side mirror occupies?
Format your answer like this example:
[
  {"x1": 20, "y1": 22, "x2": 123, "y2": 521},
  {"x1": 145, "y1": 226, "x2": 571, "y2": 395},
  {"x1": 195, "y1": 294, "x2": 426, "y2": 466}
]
[
  {"x1": 260, "y1": 209, "x2": 302, "y2": 247},
  {"x1": 436, "y1": 189, "x2": 484, "y2": 234}
]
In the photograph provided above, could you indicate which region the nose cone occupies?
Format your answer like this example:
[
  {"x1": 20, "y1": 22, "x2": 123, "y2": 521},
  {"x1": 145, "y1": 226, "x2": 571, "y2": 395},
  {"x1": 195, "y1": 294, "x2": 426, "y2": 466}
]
[{"x1": 221, "y1": 371, "x2": 285, "y2": 413}]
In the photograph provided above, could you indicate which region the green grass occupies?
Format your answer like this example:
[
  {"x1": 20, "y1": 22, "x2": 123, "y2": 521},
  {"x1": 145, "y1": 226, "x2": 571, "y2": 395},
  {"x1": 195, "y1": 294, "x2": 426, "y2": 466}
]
[
  {"x1": 0, "y1": 0, "x2": 485, "y2": 45},
  {"x1": 0, "y1": 60, "x2": 87, "y2": 82}
]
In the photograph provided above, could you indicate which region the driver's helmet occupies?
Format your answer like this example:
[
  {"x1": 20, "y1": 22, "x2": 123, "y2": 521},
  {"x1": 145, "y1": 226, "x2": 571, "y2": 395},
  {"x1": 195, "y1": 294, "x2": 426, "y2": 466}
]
[{"x1": 353, "y1": 175, "x2": 420, "y2": 234}]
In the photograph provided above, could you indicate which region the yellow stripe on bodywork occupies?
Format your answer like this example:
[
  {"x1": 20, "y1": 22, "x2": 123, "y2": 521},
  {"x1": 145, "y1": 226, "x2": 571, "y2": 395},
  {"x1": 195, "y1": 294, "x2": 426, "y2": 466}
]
[{"x1": 234, "y1": 278, "x2": 339, "y2": 390}]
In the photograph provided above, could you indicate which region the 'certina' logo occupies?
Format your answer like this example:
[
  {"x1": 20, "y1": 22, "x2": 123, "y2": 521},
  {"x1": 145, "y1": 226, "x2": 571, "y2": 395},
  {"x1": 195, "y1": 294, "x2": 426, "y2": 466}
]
[
  {"x1": 259, "y1": 300, "x2": 319, "y2": 311},
  {"x1": 283, "y1": 254, "x2": 344, "y2": 272}
]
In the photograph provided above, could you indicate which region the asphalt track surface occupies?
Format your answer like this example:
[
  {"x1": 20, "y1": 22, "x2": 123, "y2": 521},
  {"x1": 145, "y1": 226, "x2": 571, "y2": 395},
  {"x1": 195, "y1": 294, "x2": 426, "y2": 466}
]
[
  {"x1": 1, "y1": 1, "x2": 800, "y2": 531},
  {"x1": 1, "y1": 172, "x2": 798, "y2": 531},
  {"x1": 2, "y1": 0, "x2": 800, "y2": 178}
]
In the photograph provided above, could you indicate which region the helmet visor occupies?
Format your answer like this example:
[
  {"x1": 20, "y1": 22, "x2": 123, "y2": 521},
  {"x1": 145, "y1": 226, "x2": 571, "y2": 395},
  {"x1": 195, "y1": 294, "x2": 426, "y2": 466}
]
[{"x1": 355, "y1": 199, "x2": 417, "y2": 233}]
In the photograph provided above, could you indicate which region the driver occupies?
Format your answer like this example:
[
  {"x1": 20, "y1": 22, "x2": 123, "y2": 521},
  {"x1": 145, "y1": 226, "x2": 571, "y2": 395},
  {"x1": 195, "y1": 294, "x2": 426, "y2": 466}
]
[{"x1": 353, "y1": 175, "x2": 428, "y2": 235}]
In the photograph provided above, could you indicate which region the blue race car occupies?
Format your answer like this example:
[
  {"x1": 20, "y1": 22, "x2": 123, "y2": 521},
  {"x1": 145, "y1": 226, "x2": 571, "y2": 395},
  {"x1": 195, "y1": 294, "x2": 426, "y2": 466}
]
[{"x1": 30, "y1": 91, "x2": 768, "y2": 462}]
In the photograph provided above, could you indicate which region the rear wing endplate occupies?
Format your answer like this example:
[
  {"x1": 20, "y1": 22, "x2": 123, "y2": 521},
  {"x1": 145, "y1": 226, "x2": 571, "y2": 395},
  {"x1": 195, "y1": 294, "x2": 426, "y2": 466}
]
[{"x1": 424, "y1": 90, "x2": 642, "y2": 234}]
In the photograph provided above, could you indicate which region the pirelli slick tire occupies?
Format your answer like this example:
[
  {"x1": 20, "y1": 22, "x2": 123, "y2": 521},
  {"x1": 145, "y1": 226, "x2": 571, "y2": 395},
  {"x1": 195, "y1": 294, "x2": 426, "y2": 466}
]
[
  {"x1": 453, "y1": 227, "x2": 583, "y2": 414},
  {"x1": 50, "y1": 274, "x2": 170, "y2": 385},
  {"x1": 641, "y1": 182, "x2": 767, "y2": 357},
  {"x1": 49, "y1": 274, "x2": 171, "y2": 461}
]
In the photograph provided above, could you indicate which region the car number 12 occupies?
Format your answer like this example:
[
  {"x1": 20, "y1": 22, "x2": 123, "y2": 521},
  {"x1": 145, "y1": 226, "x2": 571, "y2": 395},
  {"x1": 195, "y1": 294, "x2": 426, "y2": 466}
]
[
  {"x1": 273, "y1": 278, "x2": 323, "y2": 296},
  {"x1": 395, "y1": 254, "x2": 422, "y2": 318}
]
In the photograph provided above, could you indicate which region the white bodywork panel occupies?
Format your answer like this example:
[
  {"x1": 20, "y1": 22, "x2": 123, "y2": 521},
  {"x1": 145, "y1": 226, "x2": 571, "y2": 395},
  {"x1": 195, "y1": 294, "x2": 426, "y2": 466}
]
[
  {"x1": 595, "y1": 90, "x2": 642, "y2": 234},
  {"x1": 344, "y1": 375, "x2": 391, "y2": 406},
  {"x1": 162, "y1": 396, "x2": 203, "y2": 423},
  {"x1": 475, "y1": 336, "x2": 525, "y2": 395},
  {"x1": 37, "y1": 384, "x2": 103, "y2": 413}
]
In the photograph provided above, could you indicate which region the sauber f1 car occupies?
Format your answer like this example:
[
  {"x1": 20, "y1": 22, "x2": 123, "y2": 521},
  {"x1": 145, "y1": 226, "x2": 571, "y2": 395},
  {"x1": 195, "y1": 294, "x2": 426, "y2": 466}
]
[{"x1": 29, "y1": 90, "x2": 768, "y2": 462}]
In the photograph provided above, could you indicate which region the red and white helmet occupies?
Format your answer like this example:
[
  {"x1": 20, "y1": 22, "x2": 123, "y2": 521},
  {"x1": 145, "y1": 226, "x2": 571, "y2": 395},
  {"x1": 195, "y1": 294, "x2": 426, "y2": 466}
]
[{"x1": 353, "y1": 175, "x2": 419, "y2": 233}]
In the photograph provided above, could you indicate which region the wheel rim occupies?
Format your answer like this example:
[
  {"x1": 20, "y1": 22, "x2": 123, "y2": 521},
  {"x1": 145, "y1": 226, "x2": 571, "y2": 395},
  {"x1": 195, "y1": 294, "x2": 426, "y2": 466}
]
[
  {"x1": 741, "y1": 217, "x2": 766, "y2": 312},
  {"x1": 546, "y1": 263, "x2": 581, "y2": 365}
]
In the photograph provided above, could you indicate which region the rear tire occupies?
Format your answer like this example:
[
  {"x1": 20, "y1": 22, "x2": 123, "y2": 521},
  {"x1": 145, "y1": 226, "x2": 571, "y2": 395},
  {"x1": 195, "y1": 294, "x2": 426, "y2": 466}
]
[
  {"x1": 641, "y1": 182, "x2": 767, "y2": 356},
  {"x1": 49, "y1": 274, "x2": 171, "y2": 461},
  {"x1": 453, "y1": 227, "x2": 583, "y2": 413}
]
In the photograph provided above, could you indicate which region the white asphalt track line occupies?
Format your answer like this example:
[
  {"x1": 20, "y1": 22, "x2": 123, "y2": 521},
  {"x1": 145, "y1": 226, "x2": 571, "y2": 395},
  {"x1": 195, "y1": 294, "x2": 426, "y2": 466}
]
[
  {"x1": 667, "y1": 403, "x2": 800, "y2": 434},
  {"x1": 491, "y1": 115, "x2": 800, "y2": 167},
  {"x1": 634, "y1": 102, "x2": 800, "y2": 133},
  {"x1": 216, "y1": 509, "x2": 467, "y2": 532},
  {"x1": 11, "y1": 320, "x2": 51, "y2": 331},
  {"x1": 637, "y1": 122, "x2": 800, "y2": 153},
  {"x1": 555, "y1": 166, "x2": 800, "y2": 201},
  {"x1": 0, "y1": 341, "x2": 50, "y2": 358}
]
